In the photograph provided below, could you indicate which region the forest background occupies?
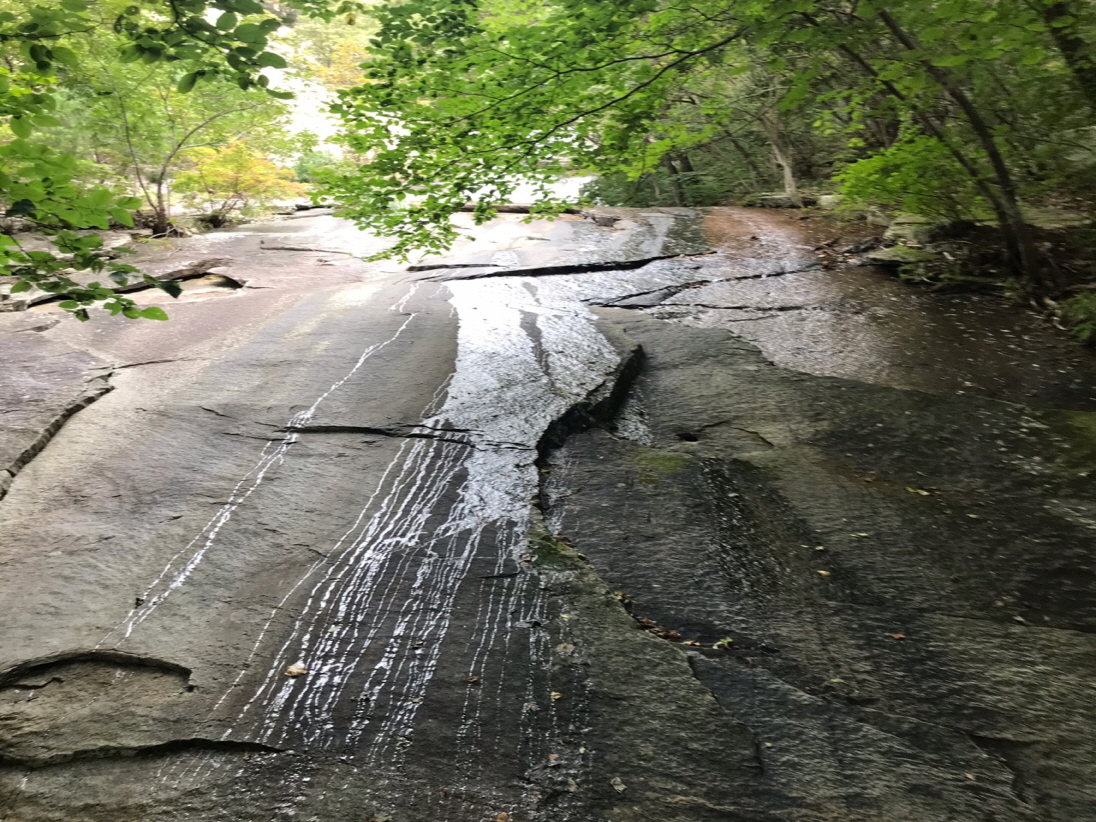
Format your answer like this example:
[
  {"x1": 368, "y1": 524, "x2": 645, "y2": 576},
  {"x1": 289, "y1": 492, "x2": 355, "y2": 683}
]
[{"x1": 1, "y1": 0, "x2": 1095, "y2": 333}]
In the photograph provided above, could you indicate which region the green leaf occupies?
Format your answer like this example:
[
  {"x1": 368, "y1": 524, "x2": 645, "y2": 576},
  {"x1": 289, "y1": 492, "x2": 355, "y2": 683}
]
[
  {"x1": 159, "y1": 280, "x2": 182, "y2": 298},
  {"x1": 9, "y1": 117, "x2": 32, "y2": 138},
  {"x1": 177, "y1": 71, "x2": 199, "y2": 93},
  {"x1": 58, "y1": 300, "x2": 79, "y2": 309},
  {"x1": 257, "y1": 51, "x2": 288, "y2": 69},
  {"x1": 234, "y1": 23, "x2": 264, "y2": 43},
  {"x1": 110, "y1": 208, "x2": 135, "y2": 227},
  {"x1": 139, "y1": 306, "x2": 169, "y2": 320},
  {"x1": 51, "y1": 46, "x2": 78, "y2": 66},
  {"x1": 931, "y1": 54, "x2": 970, "y2": 67},
  {"x1": 10, "y1": 281, "x2": 31, "y2": 293},
  {"x1": 216, "y1": 11, "x2": 238, "y2": 30}
]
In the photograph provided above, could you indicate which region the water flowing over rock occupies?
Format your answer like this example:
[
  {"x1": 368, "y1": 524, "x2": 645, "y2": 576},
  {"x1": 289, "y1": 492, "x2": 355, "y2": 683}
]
[{"x1": 1, "y1": 208, "x2": 1094, "y2": 821}]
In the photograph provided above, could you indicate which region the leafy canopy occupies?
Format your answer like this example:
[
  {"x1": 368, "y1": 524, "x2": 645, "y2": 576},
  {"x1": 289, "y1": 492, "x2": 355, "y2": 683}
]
[{"x1": 0, "y1": 0, "x2": 357, "y2": 319}]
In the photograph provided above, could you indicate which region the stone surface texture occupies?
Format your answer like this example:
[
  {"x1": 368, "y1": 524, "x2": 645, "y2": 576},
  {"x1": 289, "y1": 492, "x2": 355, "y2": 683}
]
[{"x1": 0, "y1": 207, "x2": 1093, "y2": 822}]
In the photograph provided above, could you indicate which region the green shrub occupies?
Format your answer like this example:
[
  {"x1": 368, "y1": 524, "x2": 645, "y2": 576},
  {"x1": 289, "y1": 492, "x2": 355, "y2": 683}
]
[
  {"x1": 835, "y1": 133, "x2": 984, "y2": 222},
  {"x1": 1060, "y1": 292, "x2": 1096, "y2": 344}
]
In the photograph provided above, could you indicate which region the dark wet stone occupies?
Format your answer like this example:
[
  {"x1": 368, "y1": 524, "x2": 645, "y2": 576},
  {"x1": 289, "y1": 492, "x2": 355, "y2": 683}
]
[
  {"x1": 544, "y1": 314, "x2": 1096, "y2": 821},
  {"x1": 2, "y1": 207, "x2": 1095, "y2": 822}
]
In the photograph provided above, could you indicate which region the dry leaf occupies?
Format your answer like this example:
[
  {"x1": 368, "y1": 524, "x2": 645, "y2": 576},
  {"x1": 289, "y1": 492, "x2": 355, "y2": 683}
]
[
  {"x1": 467, "y1": 675, "x2": 480, "y2": 684},
  {"x1": 550, "y1": 691, "x2": 563, "y2": 700},
  {"x1": 888, "y1": 633, "x2": 906, "y2": 640},
  {"x1": 816, "y1": 570, "x2": 831, "y2": 577},
  {"x1": 906, "y1": 487, "x2": 931, "y2": 496},
  {"x1": 284, "y1": 663, "x2": 308, "y2": 677},
  {"x1": 496, "y1": 813, "x2": 510, "y2": 822},
  {"x1": 610, "y1": 777, "x2": 626, "y2": 793},
  {"x1": 964, "y1": 773, "x2": 975, "y2": 780}
]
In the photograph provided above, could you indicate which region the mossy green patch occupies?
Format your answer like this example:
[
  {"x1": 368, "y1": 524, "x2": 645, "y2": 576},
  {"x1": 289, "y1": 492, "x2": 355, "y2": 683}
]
[
  {"x1": 634, "y1": 448, "x2": 692, "y2": 485},
  {"x1": 1047, "y1": 410, "x2": 1096, "y2": 471},
  {"x1": 1063, "y1": 411, "x2": 1096, "y2": 448},
  {"x1": 529, "y1": 528, "x2": 578, "y2": 566}
]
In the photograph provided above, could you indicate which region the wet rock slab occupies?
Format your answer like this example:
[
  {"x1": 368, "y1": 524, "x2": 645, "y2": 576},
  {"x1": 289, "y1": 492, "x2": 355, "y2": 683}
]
[
  {"x1": 2, "y1": 207, "x2": 1096, "y2": 822},
  {"x1": 544, "y1": 313, "x2": 1096, "y2": 820},
  {"x1": 0, "y1": 318, "x2": 110, "y2": 499}
]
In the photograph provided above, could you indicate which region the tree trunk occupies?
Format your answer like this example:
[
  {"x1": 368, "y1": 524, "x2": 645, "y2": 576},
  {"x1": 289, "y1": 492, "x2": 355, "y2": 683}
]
[
  {"x1": 759, "y1": 110, "x2": 801, "y2": 206},
  {"x1": 877, "y1": 9, "x2": 1058, "y2": 293},
  {"x1": 151, "y1": 180, "x2": 172, "y2": 236},
  {"x1": 1041, "y1": 0, "x2": 1096, "y2": 114},
  {"x1": 663, "y1": 154, "x2": 686, "y2": 206}
]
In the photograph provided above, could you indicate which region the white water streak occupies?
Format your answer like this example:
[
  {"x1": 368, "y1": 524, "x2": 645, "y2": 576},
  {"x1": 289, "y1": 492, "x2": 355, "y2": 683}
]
[{"x1": 101, "y1": 308, "x2": 420, "y2": 645}]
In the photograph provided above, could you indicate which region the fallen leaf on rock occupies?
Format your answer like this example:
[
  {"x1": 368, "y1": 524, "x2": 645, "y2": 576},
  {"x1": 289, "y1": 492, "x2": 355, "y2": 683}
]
[
  {"x1": 906, "y1": 487, "x2": 932, "y2": 496},
  {"x1": 610, "y1": 777, "x2": 626, "y2": 793},
  {"x1": 964, "y1": 773, "x2": 976, "y2": 780},
  {"x1": 817, "y1": 570, "x2": 831, "y2": 577},
  {"x1": 467, "y1": 675, "x2": 480, "y2": 684},
  {"x1": 550, "y1": 691, "x2": 563, "y2": 700},
  {"x1": 496, "y1": 813, "x2": 509, "y2": 822},
  {"x1": 683, "y1": 640, "x2": 701, "y2": 646},
  {"x1": 888, "y1": 633, "x2": 906, "y2": 640},
  {"x1": 284, "y1": 663, "x2": 308, "y2": 677}
]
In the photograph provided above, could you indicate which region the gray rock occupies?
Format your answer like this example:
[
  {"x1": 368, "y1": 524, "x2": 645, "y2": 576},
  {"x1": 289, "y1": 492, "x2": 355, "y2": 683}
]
[
  {"x1": 883, "y1": 213, "x2": 946, "y2": 245},
  {"x1": 865, "y1": 244, "x2": 939, "y2": 265},
  {"x1": 742, "y1": 192, "x2": 819, "y2": 208}
]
